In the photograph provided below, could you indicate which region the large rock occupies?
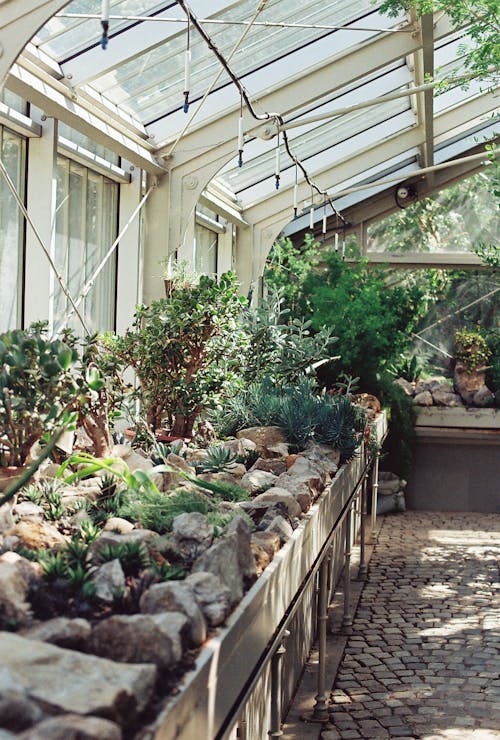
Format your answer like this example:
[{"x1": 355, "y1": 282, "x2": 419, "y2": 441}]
[
  {"x1": 0, "y1": 633, "x2": 156, "y2": 725},
  {"x1": 265, "y1": 516, "x2": 294, "y2": 544},
  {"x1": 89, "y1": 612, "x2": 188, "y2": 671},
  {"x1": 413, "y1": 390, "x2": 433, "y2": 406},
  {"x1": 302, "y1": 443, "x2": 340, "y2": 476},
  {"x1": 92, "y1": 560, "x2": 126, "y2": 603},
  {"x1": 21, "y1": 617, "x2": 91, "y2": 650},
  {"x1": 431, "y1": 390, "x2": 463, "y2": 407},
  {"x1": 276, "y1": 457, "x2": 326, "y2": 509},
  {"x1": 250, "y1": 531, "x2": 281, "y2": 576},
  {"x1": 236, "y1": 427, "x2": 287, "y2": 458},
  {"x1": 251, "y1": 489, "x2": 302, "y2": 519},
  {"x1": 250, "y1": 458, "x2": 287, "y2": 476},
  {"x1": 18, "y1": 714, "x2": 122, "y2": 739},
  {"x1": 9, "y1": 521, "x2": 67, "y2": 550},
  {"x1": 140, "y1": 581, "x2": 206, "y2": 646},
  {"x1": 226, "y1": 516, "x2": 257, "y2": 588},
  {"x1": 0, "y1": 690, "x2": 43, "y2": 732},
  {"x1": 240, "y1": 469, "x2": 278, "y2": 494},
  {"x1": 12, "y1": 502, "x2": 44, "y2": 519},
  {"x1": 193, "y1": 534, "x2": 244, "y2": 605},
  {"x1": 0, "y1": 561, "x2": 32, "y2": 625},
  {"x1": 102, "y1": 517, "x2": 135, "y2": 534},
  {"x1": 185, "y1": 572, "x2": 232, "y2": 627},
  {"x1": 89, "y1": 529, "x2": 158, "y2": 559},
  {"x1": 172, "y1": 512, "x2": 213, "y2": 544},
  {"x1": 393, "y1": 377, "x2": 414, "y2": 396},
  {"x1": 472, "y1": 385, "x2": 495, "y2": 406},
  {"x1": 0, "y1": 503, "x2": 14, "y2": 535},
  {"x1": 239, "y1": 500, "x2": 289, "y2": 527}
]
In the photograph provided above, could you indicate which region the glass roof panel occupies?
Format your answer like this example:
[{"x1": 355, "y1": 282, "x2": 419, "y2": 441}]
[
  {"x1": 35, "y1": 1, "x2": 176, "y2": 61},
  {"x1": 84, "y1": 0, "x2": 382, "y2": 122}
]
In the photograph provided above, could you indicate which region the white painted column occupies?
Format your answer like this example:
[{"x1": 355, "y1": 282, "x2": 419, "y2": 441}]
[
  {"x1": 115, "y1": 164, "x2": 142, "y2": 334},
  {"x1": 217, "y1": 221, "x2": 233, "y2": 277},
  {"x1": 177, "y1": 209, "x2": 195, "y2": 266},
  {"x1": 24, "y1": 107, "x2": 57, "y2": 328},
  {"x1": 141, "y1": 174, "x2": 169, "y2": 306}
]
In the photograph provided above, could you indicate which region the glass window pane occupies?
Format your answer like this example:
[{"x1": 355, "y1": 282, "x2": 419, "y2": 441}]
[
  {"x1": 54, "y1": 155, "x2": 118, "y2": 334},
  {"x1": 194, "y1": 223, "x2": 218, "y2": 276},
  {"x1": 0, "y1": 128, "x2": 25, "y2": 331}
]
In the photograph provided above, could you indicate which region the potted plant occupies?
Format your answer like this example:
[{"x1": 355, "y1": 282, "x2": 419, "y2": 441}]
[
  {"x1": 0, "y1": 326, "x2": 83, "y2": 487},
  {"x1": 112, "y1": 271, "x2": 247, "y2": 439},
  {"x1": 453, "y1": 327, "x2": 494, "y2": 406}
]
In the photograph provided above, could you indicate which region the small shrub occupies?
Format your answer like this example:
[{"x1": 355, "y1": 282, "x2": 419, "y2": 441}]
[
  {"x1": 118, "y1": 488, "x2": 213, "y2": 534},
  {"x1": 455, "y1": 328, "x2": 491, "y2": 371},
  {"x1": 195, "y1": 445, "x2": 238, "y2": 473},
  {"x1": 96, "y1": 541, "x2": 150, "y2": 577}
]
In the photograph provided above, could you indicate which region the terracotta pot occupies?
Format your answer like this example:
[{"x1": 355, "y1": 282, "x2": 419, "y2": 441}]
[{"x1": 0, "y1": 465, "x2": 26, "y2": 492}]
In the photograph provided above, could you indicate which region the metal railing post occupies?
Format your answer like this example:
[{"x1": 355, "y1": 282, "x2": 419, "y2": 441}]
[
  {"x1": 370, "y1": 452, "x2": 380, "y2": 543},
  {"x1": 311, "y1": 553, "x2": 330, "y2": 722},
  {"x1": 341, "y1": 503, "x2": 353, "y2": 633},
  {"x1": 268, "y1": 630, "x2": 290, "y2": 737},
  {"x1": 357, "y1": 474, "x2": 368, "y2": 580}
]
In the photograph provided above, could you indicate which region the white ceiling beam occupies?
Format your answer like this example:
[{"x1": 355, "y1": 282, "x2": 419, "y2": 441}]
[
  {"x1": 61, "y1": 0, "x2": 229, "y2": 88},
  {"x1": 6, "y1": 62, "x2": 166, "y2": 175},
  {"x1": 0, "y1": 101, "x2": 41, "y2": 137}
]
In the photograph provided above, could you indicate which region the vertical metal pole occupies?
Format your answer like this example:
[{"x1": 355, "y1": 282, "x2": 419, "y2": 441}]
[
  {"x1": 312, "y1": 554, "x2": 330, "y2": 722},
  {"x1": 342, "y1": 503, "x2": 353, "y2": 633},
  {"x1": 268, "y1": 630, "x2": 289, "y2": 737},
  {"x1": 358, "y1": 475, "x2": 368, "y2": 580},
  {"x1": 237, "y1": 714, "x2": 247, "y2": 740},
  {"x1": 371, "y1": 453, "x2": 380, "y2": 543}
]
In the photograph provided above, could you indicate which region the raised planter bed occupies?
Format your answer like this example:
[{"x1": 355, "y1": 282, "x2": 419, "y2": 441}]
[{"x1": 145, "y1": 412, "x2": 387, "y2": 739}]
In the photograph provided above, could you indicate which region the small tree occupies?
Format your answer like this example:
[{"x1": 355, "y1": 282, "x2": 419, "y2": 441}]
[{"x1": 113, "y1": 272, "x2": 247, "y2": 438}]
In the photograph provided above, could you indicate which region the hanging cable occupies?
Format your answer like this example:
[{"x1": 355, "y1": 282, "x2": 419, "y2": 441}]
[
  {"x1": 0, "y1": 158, "x2": 88, "y2": 334},
  {"x1": 293, "y1": 163, "x2": 298, "y2": 218},
  {"x1": 275, "y1": 130, "x2": 281, "y2": 190},
  {"x1": 100, "y1": 0, "x2": 110, "y2": 49},
  {"x1": 238, "y1": 93, "x2": 244, "y2": 167},
  {"x1": 176, "y1": 1, "x2": 348, "y2": 228},
  {"x1": 321, "y1": 200, "x2": 327, "y2": 238},
  {"x1": 183, "y1": 9, "x2": 191, "y2": 112}
]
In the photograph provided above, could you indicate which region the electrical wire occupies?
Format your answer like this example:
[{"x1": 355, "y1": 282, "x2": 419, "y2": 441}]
[{"x1": 176, "y1": 1, "x2": 347, "y2": 226}]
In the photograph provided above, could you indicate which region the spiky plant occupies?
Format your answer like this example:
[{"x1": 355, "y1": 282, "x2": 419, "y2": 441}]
[
  {"x1": 195, "y1": 444, "x2": 238, "y2": 473},
  {"x1": 315, "y1": 396, "x2": 363, "y2": 461}
]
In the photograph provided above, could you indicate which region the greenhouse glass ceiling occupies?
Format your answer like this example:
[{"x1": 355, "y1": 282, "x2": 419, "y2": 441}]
[{"x1": 6, "y1": 0, "x2": 499, "y2": 230}]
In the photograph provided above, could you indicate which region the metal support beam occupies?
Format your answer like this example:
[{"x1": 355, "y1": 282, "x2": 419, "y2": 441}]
[
  {"x1": 310, "y1": 555, "x2": 331, "y2": 723},
  {"x1": 268, "y1": 630, "x2": 289, "y2": 737},
  {"x1": 415, "y1": 13, "x2": 435, "y2": 182}
]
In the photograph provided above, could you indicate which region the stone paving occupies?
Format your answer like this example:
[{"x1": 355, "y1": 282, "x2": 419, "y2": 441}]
[{"x1": 322, "y1": 511, "x2": 500, "y2": 740}]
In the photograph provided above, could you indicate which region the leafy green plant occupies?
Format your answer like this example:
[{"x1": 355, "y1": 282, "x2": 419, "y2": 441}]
[
  {"x1": 118, "y1": 488, "x2": 213, "y2": 534},
  {"x1": 63, "y1": 538, "x2": 90, "y2": 569},
  {"x1": 192, "y1": 476, "x2": 250, "y2": 503},
  {"x1": 195, "y1": 445, "x2": 238, "y2": 473},
  {"x1": 0, "y1": 327, "x2": 83, "y2": 467},
  {"x1": 96, "y1": 541, "x2": 150, "y2": 576},
  {"x1": 38, "y1": 551, "x2": 68, "y2": 581},
  {"x1": 44, "y1": 490, "x2": 65, "y2": 521},
  {"x1": 148, "y1": 560, "x2": 186, "y2": 581},
  {"x1": 111, "y1": 272, "x2": 247, "y2": 437},
  {"x1": 78, "y1": 518, "x2": 101, "y2": 544},
  {"x1": 150, "y1": 442, "x2": 174, "y2": 466},
  {"x1": 387, "y1": 354, "x2": 425, "y2": 383},
  {"x1": 315, "y1": 395, "x2": 365, "y2": 462},
  {"x1": 454, "y1": 328, "x2": 492, "y2": 371}
]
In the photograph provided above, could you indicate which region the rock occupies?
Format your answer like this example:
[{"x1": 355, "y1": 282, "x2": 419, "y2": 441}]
[
  {"x1": 252, "y1": 489, "x2": 302, "y2": 518},
  {"x1": 453, "y1": 362, "x2": 488, "y2": 405},
  {"x1": 413, "y1": 390, "x2": 433, "y2": 406},
  {"x1": 302, "y1": 443, "x2": 340, "y2": 475},
  {"x1": 9, "y1": 520, "x2": 67, "y2": 550},
  {"x1": 89, "y1": 529, "x2": 158, "y2": 559},
  {"x1": 140, "y1": 582, "x2": 206, "y2": 646},
  {"x1": 92, "y1": 560, "x2": 126, "y2": 603},
  {"x1": 21, "y1": 617, "x2": 91, "y2": 650},
  {"x1": 238, "y1": 438, "x2": 257, "y2": 453},
  {"x1": 195, "y1": 419, "x2": 217, "y2": 444},
  {"x1": 193, "y1": 534, "x2": 244, "y2": 605},
  {"x1": 265, "y1": 515, "x2": 294, "y2": 544},
  {"x1": 431, "y1": 390, "x2": 463, "y2": 407},
  {"x1": 431, "y1": 382, "x2": 454, "y2": 393},
  {"x1": 266, "y1": 443, "x2": 289, "y2": 457},
  {"x1": 472, "y1": 386, "x2": 495, "y2": 407},
  {"x1": 292, "y1": 491, "x2": 312, "y2": 513},
  {"x1": 224, "y1": 463, "x2": 247, "y2": 478},
  {"x1": 250, "y1": 458, "x2": 287, "y2": 476},
  {"x1": 183, "y1": 449, "x2": 209, "y2": 464},
  {"x1": 240, "y1": 469, "x2": 278, "y2": 494},
  {"x1": 226, "y1": 515, "x2": 257, "y2": 588},
  {"x1": 221, "y1": 439, "x2": 246, "y2": 457},
  {"x1": 393, "y1": 377, "x2": 414, "y2": 396},
  {"x1": 0, "y1": 633, "x2": 156, "y2": 725},
  {"x1": 285, "y1": 454, "x2": 299, "y2": 469},
  {"x1": 185, "y1": 571, "x2": 232, "y2": 627},
  {"x1": 250, "y1": 531, "x2": 281, "y2": 575},
  {"x1": 39, "y1": 462, "x2": 69, "y2": 480},
  {"x1": 276, "y1": 457, "x2": 326, "y2": 507},
  {"x1": 236, "y1": 427, "x2": 287, "y2": 458},
  {"x1": 172, "y1": 512, "x2": 213, "y2": 544},
  {"x1": 103, "y1": 517, "x2": 135, "y2": 534},
  {"x1": 0, "y1": 560, "x2": 31, "y2": 625},
  {"x1": 18, "y1": 714, "x2": 122, "y2": 739},
  {"x1": 0, "y1": 503, "x2": 14, "y2": 535},
  {"x1": 0, "y1": 690, "x2": 43, "y2": 732},
  {"x1": 116, "y1": 449, "x2": 152, "y2": 474},
  {"x1": 13, "y1": 502, "x2": 44, "y2": 519},
  {"x1": 239, "y1": 500, "x2": 289, "y2": 526},
  {"x1": 89, "y1": 612, "x2": 188, "y2": 670}
]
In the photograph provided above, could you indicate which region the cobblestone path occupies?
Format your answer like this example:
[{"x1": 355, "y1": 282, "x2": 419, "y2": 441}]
[{"x1": 323, "y1": 511, "x2": 500, "y2": 740}]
